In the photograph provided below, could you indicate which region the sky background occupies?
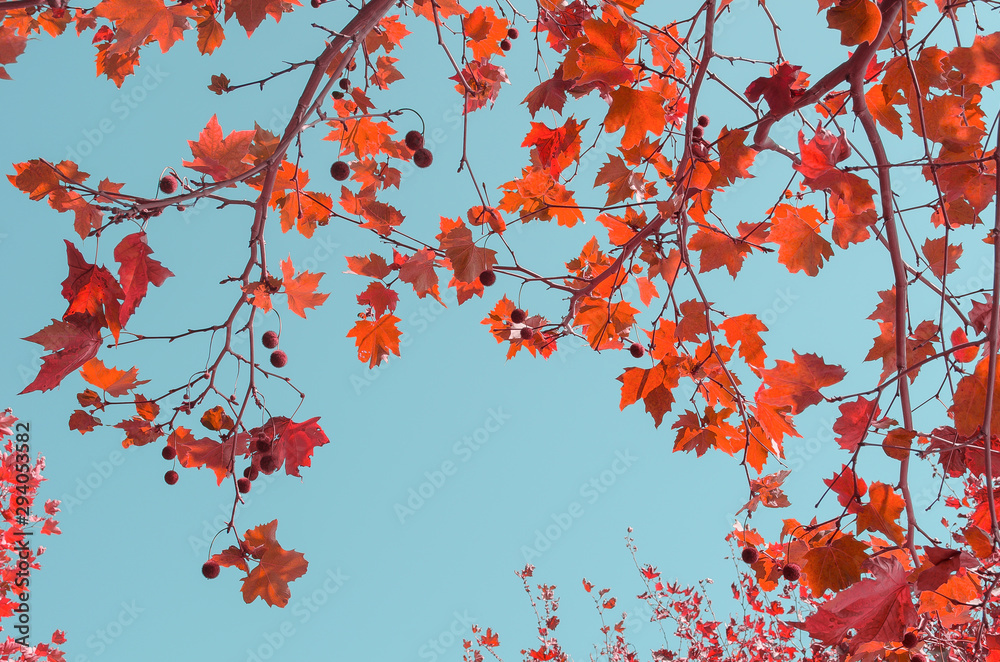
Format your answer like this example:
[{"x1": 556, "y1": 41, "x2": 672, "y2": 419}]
[{"x1": 0, "y1": 1, "x2": 991, "y2": 661}]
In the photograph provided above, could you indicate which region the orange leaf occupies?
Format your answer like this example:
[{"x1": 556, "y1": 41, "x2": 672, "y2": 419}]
[
  {"x1": 921, "y1": 236, "x2": 962, "y2": 280},
  {"x1": 200, "y1": 405, "x2": 234, "y2": 432},
  {"x1": 182, "y1": 114, "x2": 254, "y2": 183},
  {"x1": 865, "y1": 85, "x2": 903, "y2": 138},
  {"x1": 522, "y1": 117, "x2": 586, "y2": 178},
  {"x1": 79, "y1": 358, "x2": 149, "y2": 397},
  {"x1": 278, "y1": 190, "x2": 332, "y2": 238},
  {"x1": 617, "y1": 359, "x2": 681, "y2": 427},
  {"x1": 195, "y1": 6, "x2": 224, "y2": 55},
  {"x1": 239, "y1": 520, "x2": 308, "y2": 607},
  {"x1": 347, "y1": 315, "x2": 402, "y2": 368},
  {"x1": 604, "y1": 87, "x2": 665, "y2": 149},
  {"x1": 594, "y1": 155, "x2": 655, "y2": 205},
  {"x1": 719, "y1": 314, "x2": 768, "y2": 371},
  {"x1": 801, "y1": 533, "x2": 869, "y2": 596},
  {"x1": 918, "y1": 572, "x2": 979, "y2": 628},
  {"x1": 881, "y1": 428, "x2": 914, "y2": 461},
  {"x1": 562, "y1": 16, "x2": 638, "y2": 87},
  {"x1": 826, "y1": 0, "x2": 882, "y2": 46},
  {"x1": 951, "y1": 327, "x2": 978, "y2": 363},
  {"x1": 950, "y1": 357, "x2": 1000, "y2": 438},
  {"x1": 758, "y1": 351, "x2": 845, "y2": 415},
  {"x1": 634, "y1": 276, "x2": 658, "y2": 307},
  {"x1": 280, "y1": 258, "x2": 329, "y2": 318},
  {"x1": 948, "y1": 32, "x2": 1000, "y2": 88},
  {"x1": 712, "y1": 127, "x2": 757, "y2": 186},
  {"x1": 574, "y1": 297, "x2": 638, "y2": 350},
  {"x1": 462, "y1": 6, "x2": 507, "y2": 61},
  {"x1": 856, "y1": 482, "x2": 906, "y2": 544},
  {"x1": 224, "y1": 0, "x2": 300, "y2": 37},
  {"x1": 768, "y1": 204, "x2": 833, "y2": 276},
  {"x1": 688, "y1": 221, "x2": 769, "y2": 278},
  {"x1": 92, "y1": 0, "x2": 197, "y2": 55}
]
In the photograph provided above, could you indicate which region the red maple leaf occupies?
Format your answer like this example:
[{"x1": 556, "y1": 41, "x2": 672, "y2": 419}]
[
  {"x1": 264, "y1": 416, "x2": 330, "y2": 478},
  {"x1": 20, "y1": 317, "x2": 103, "y2": 394},
  {"x1": 114, "y1": 232, "x2": 174, "y2": 325},
  {"x1": 522, "y1": 117, "x2": 586, "y2": 177},
  {"x1": 356, "y1": 281, "x2": 399, "y2": 319},
  {"x1": 451, "y1": 59, "x2": 509, "y2": 113},
  {"x1": 802, "y1": 556, "x2": 917, "y2": 649},
  {"x1": 745, "y1": 62, "x2": 808, "y2": 116},
  {"x1": 397, "y1": 248, "x2": 441, "y2": 300},
  {"x1": 832, "y1": 396, "x2": 880, "y2": 451},
  {"x1": 171, "y1": 427, "x2": 232, "y2": 485},
  {"x1": 61, "y1": 240, "x2": 126, "y2": 341}
]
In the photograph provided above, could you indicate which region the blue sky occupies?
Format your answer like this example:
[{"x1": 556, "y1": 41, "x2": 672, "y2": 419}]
[{"x1": 0, "y1": 1, "x2": 985, "y2": 661}]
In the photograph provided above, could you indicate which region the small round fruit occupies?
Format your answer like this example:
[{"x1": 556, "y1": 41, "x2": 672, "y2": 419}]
[
  {"x1": 164, "y1": 470, "x2": 179, "y2": 485},
  {"x1": 254, "y1": 438, "x2": 271, "y2": 453},
  {"x1": 247, "y1": 466, "x2": 260, "y2": 481},
  {"x1": 259, "y1": 454, "x2": 277, "y2": 474},
  {"x1": 159, "y1": 175, "x2": 178, "y2": 194},
  {"x1": 243, "y1": 466, "x2": 253, "y2": 478},
  {"x1": 902, "y1": 632, "x2": 919, "y2": 649},
  {"x1": 740, "y1": 547, "x2": 759, "y2": 564},
  {"x1": 162, "y1": 446, "x2": 177, "y2": 461},
  {"x1": 782, "y1": 563, "x2": 801, "y2": 581},
  {"x1": 520, "y1": 327, "x2": 534, "y2": 340},
  {"x1": 507, "y1": 27, "x2": 519, "y2": 39},
  {"x1": 500, "y1": 38, "x2": 512, "y2": 51},
  {"x1": 338, "y1": 77, "x2": 350, "y2": 91},
  {"x1": 405, "y1": 130, "x2": 424, "y2": 150},
  {"x1": 697, "y1": 115, "x2": 710, "y2": 127},
  {"x1": 629, "y1": 342, "x2": 645, "y2": 359},
  {"x1": 331, "y1": 91, "x2": 344, "y2": 100},
  {"x1": 330, "y1": 160, "x2": 350, "y2": 181},
  {"x1": 413, "y1": 148, "x2": 433, "y2": 168},
  {"x1": 262, "y1": 330, "x2": 279, "y2": 349},
  {"x1": 479, "y1": 270, "x2": 496, "y2": 287},
  {"x1": 237, "y1": 477, "x2": 252, "y2": 494},
  {"x1": 311, "y1": 0, "x2": 321, "y2": 6},
  {"x1": 270, "y1": 350, "x2": 288, "y2": 368},
  {"x1": 201, "y1": 560, "x2": 220, "y2": 579},
  {"x1": 692, "y1": 126, "x2": 704, "y2": 138},
  {"x1": 511, "y1": 308, "x2": 526, "y2": 324}
]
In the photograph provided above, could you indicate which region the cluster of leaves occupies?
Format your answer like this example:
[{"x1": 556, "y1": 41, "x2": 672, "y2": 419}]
[
  {"x1": 0, "y1": 410, "x2": 64, "y2": 661},
  {"x1": 5, "y1": 0, "x2": 1000, "y2": 658}
]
